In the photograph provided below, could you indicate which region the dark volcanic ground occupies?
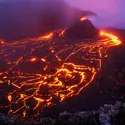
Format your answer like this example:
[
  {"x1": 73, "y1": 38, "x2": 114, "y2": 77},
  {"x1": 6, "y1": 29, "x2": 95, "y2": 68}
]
[
  {"x1": 0, "y1": 19, "x2": 125, "y2": 118},
  {"x1": 39, "y1": 29, "x2": 125, "y2": 118}
]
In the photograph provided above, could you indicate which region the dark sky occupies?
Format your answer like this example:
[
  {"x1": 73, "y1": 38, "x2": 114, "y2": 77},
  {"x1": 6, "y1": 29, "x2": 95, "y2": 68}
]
[{"x1": 65, "y1": 0, "x2": 125, "y2": 29}]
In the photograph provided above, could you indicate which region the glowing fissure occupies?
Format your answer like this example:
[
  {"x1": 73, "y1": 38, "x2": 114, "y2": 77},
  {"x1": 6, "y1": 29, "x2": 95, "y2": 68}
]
[
  {"x1": 0, "y1": 27, "x2": 121, "y2": 116},
  {"x1": 80, "y1": 16, "x2": 88, "y2": 21}
]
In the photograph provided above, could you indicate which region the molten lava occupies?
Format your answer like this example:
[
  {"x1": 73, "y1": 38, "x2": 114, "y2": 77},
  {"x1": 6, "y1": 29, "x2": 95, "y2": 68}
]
[
  {"x1": 100, "y1": 31, "x2": 121, "y2": 46},
  {"x1": 36, "y1": 32, "x2": 54, "y2": 41},
  {"x1": 80, "y1": 17, "x2": 87, "y2": 21},
  {"x1": 59, "y1": 29, "x2": 66, "y2": 37},
  {"x1": 30, "y1": 57, "x2": 37, "y2": 62},
  {"x1": 0, "y1": 40, "x2": 4, "y2": 45},
  {"x1": 0, "y1": 27, "x2": 121, "y2": 117},
  {"x1": 41, "y1": 58, "x2": 46, "y2": 62}
]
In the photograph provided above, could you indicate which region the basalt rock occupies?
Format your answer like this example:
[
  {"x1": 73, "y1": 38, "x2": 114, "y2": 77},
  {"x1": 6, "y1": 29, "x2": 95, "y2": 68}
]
[{"x1": 64, "y1": 19, "x2": 99, "y2": 40}]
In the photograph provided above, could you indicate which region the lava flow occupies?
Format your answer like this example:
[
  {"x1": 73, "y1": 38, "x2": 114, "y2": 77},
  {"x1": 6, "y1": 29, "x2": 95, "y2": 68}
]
[
  {"x1": 80, "y1": 16, "x2": 87, "y2": 21},
  {"x1": 0, "y1": 27, "x2": 121, "y2": 116}
]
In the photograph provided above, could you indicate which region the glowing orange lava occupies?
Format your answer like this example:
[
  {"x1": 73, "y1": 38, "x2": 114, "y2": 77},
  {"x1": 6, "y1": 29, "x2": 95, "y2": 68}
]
[
  {"x1": 35, "y1": 32, "x2": 54, "y2": 41},
  {"x1": 0, "y1": 29, "x2": 121, "y2": 117},
  {"x1": 100, "y1": 31, "x2": 121, "y2": 46},
  {"x1": 0, "y1": 40, "x2": 4, "y2": 45},
  {"x1": 59, "y1": 29, "x2": 66, "y2": 37},
  {"x1": 41, "y1": 58, "x2": 46, "y2": 62},
  {"x1": 30, "y1": 57, "x2": 37, "y2": 62},
  {"x1": 80, "y1": 17, "x2": 87, "y2": 21}
]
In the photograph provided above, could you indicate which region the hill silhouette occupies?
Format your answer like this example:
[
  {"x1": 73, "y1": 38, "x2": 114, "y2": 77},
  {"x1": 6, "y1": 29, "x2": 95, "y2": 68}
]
[
  {"x1": 64, "y1": 19, "x2": 99, "y2": 40},
  {"x1": 0, "y1": 0, "x2": 96, "y2": 41}
]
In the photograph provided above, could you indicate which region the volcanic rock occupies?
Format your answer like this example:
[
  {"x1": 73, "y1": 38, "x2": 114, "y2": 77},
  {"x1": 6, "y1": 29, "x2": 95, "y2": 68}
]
[
  {"x1": 64, "y1": 19, "x2": 99, "y2": 40},
  {"x1": 122, "y1": 66, "x2": 125, "y2": 74}
]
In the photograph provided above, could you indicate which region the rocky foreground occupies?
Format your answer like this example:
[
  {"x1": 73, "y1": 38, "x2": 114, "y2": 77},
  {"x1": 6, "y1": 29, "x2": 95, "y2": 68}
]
[{"x1": 0, "y1": 101, "x2": 125, "y2": 125}]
